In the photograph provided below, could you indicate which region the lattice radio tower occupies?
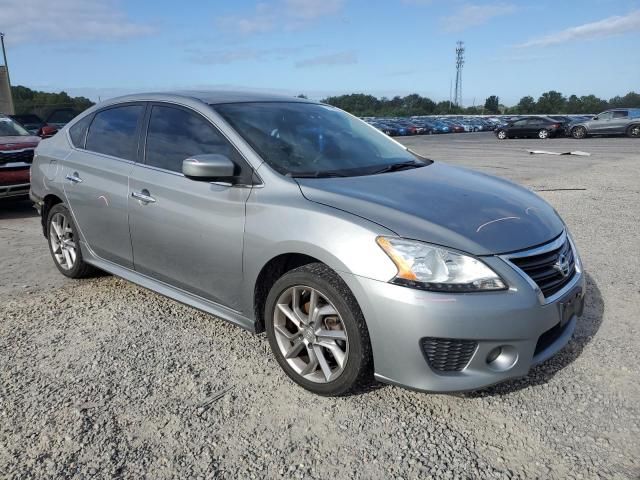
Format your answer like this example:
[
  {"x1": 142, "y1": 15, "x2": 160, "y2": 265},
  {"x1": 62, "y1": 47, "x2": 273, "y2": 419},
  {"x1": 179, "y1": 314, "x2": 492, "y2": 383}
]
[{"x1": 454, "y1": 41, "x2": 465, "y2": 107}]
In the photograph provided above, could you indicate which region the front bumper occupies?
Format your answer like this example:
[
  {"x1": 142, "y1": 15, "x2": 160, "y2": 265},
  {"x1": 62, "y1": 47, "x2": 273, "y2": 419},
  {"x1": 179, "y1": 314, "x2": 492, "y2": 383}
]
[{"x1": 340, "y1": 253, "x2": 586, "y2": 393}]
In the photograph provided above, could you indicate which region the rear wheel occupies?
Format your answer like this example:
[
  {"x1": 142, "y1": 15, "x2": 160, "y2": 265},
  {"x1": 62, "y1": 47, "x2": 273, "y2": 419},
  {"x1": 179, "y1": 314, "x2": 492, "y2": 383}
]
[
  {"x1": 571, "y1": 126, "x2": 587, "y2": 139},
  {"x1": 47, "y1": 204, "x2": 95, "y2": 278},
  {"x1": 538, "y1": 129, "x2": 549, "y2": 139},
  {"x1": 265, "y1": 263, "x2": 373, "y2": 396},
  {"x1": 496, "y1": 129, "x2": 507, "y2": 140},
  {"x1": 626, "y1": 124, "x2": 640, "y2": 138}
]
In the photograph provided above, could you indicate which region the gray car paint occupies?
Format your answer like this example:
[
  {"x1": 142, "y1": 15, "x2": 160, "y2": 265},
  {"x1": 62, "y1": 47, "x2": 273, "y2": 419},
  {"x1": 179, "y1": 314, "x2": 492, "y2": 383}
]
[
  {"x1": 30, "y1": 91, "x2": 585, "y2": 392},
  {"x1": 297, "y1": 162, "x2": 564, "y2": 255}
]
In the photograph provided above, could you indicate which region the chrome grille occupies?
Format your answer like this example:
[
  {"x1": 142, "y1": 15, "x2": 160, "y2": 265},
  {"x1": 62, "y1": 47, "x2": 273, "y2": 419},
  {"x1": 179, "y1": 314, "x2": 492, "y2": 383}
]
[
  {"x1": 510, "y1": 236, "x2": 576, "y2": 298},
  {"x1": 420, "y1": 337, "x2": 477, "y2": 372}
]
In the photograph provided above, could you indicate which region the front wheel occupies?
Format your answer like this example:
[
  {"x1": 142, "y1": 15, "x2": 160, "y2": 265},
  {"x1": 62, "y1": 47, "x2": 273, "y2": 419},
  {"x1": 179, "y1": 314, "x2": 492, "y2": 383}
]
[
  {"x1": 571, "y1": 126, "x2": 587, "y2": 139},
  {"x1": 538, "y1": 129, "x2": 549, "y2": 139},
  {"x1": 496, "y1": 129, "x2": 507, "y2": 140},
  {"x1": 265, "y1": 263, "x2": 373, "y2": 396},
  {"x1": 627, "y1": 124, "x2": 640, "y2": 138}
]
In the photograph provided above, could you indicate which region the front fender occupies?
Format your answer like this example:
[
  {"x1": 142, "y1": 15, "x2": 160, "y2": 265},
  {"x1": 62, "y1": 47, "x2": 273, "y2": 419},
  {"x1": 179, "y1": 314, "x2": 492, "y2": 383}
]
[{"x1": 241, "y1": 185, "x2": 398, "y2": 318}]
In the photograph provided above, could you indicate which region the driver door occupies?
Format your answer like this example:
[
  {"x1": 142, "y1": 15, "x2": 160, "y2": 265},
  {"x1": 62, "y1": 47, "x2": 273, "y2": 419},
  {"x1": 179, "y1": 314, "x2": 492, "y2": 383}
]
[
  {"x1": 589, "y1": 111, "x2": 613, "y2": 133},
  {"x1": 128, "y1": 103, "x2": 253, "y2": 310}
]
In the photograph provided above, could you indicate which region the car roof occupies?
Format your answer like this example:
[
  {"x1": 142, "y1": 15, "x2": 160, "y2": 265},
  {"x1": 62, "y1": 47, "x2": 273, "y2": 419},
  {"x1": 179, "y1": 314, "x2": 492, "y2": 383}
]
[{"x1": 101, "y1": 90, "x2": 317, "y2": 106}]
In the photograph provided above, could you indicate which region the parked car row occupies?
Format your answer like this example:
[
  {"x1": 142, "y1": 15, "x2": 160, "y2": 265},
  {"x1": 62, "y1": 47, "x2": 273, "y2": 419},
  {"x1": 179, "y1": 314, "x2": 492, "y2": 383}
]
[
  {"x1": 495, "y1": 109, "x2": 640, "y2": 140},
  {"x1": 364, "y1": 116, "x2": 503, "y2": 136}
]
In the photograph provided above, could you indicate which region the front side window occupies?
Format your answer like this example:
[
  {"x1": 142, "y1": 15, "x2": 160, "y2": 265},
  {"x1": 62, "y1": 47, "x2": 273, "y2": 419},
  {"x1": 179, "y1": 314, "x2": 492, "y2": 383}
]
[
  {"x1": 215, "y1": 102, "x2": 428, "y2": 177},
  {"x1": 597, "y1": 111, "x2": 613, "y2": 120},
  {"x1": 85, "y1": 105, "x2": 143, "y2": 160},
  {"x1": 145, "y1": 105, "x2": 238, "y2": 173}
]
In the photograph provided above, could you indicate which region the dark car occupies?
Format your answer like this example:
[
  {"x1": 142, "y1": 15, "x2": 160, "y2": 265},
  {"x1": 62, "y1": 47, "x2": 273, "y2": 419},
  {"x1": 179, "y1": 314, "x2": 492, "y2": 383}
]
[
  {"x1": 43, "y1": 108, "x2": 80, "y2": 129},
  {"x1": 496, "y1": 117, "x2": 564, "y2": 140},
  {"x1": 9, "y1": 114, "x2": 46, "y2": 135},
  {"x1": 0, "y1": 115, "x2": 42, "y2": 200}
]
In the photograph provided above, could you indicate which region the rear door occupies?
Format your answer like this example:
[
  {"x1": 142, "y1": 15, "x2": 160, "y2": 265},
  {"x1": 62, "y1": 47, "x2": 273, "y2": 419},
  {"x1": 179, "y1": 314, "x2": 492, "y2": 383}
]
[
  {"x1": 62, "y1": 103, "x2": 145, "y2": 268},
  {"x1": 128, "y1": 103, "x2": 252, "y2": 310},
  {"x1": 609, "y1": 110, "x2": 629, "y2": 134}
]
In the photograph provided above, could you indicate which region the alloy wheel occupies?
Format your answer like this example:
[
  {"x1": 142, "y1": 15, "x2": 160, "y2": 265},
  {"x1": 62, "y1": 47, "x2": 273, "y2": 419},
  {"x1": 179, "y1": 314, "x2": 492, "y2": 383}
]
[
  {"x1": 49, "y1": 212, "x2": 77, "y2": 270},
  {"x1": 630, "y1": 125, "x2": 640, "y2": 137},
  {"x1": 538, "y1": 129, "x2": 549, "y2": 139},
  {"x1": 273, "y1": 285, "x2": 349, "y2": 383},
  {"x1": 572, "y1": 127, "x2": 586, "y2": 139},
  {"x1": 497, "y1": 130, "x2": 506, "y2": 139}
]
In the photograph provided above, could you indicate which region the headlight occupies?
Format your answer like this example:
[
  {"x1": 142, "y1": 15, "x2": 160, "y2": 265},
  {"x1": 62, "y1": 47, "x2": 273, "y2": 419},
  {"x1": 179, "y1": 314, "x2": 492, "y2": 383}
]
[{"x1": 376, "y1": 237, "x2": 507, "y2": 292}]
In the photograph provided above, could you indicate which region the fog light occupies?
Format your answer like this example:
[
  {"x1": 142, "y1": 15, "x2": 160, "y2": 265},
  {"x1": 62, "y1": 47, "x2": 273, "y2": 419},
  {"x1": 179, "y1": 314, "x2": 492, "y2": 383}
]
[
  {"x1": 486, "y1": 347, "x2": 502, "y2": 364},
  {"x1": 486, "y1": 345, "x2": 518, "y2": 372}
]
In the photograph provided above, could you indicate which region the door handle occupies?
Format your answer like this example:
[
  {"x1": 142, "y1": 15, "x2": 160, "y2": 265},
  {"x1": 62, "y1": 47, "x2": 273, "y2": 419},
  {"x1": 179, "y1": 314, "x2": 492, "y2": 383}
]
[
  {"x1": 65, "y1": 173, "x2": 82, "y2": 183},
  {"x1": 131, "y1": 190, "x2": 156, "y2": 204}
]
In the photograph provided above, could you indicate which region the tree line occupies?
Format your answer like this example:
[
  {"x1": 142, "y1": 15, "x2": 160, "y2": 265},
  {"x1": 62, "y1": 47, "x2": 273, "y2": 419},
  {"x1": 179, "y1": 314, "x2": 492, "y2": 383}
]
[
  {"x1": 319, "y1": 91, "x2": 640, "y2": 117},
  {"x1": 11, "y1": 85, "x2": 94, "y2": 118}
]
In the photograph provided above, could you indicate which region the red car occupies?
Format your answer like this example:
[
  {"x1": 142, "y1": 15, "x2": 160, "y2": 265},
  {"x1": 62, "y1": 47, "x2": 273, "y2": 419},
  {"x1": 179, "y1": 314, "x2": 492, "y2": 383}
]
[{"x1": 0, "y1": 115, "x2": 56, "y2": 200}]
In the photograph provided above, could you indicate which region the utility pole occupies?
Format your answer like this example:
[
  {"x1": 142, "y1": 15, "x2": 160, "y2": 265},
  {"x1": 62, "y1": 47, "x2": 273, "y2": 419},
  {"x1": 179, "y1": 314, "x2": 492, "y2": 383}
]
[
  {"x1": 0, "y1": 32, "x2": 15, "y2": 115},
  {"x1": 454, "y1": 41, "x2": 465, "y2": 108}
]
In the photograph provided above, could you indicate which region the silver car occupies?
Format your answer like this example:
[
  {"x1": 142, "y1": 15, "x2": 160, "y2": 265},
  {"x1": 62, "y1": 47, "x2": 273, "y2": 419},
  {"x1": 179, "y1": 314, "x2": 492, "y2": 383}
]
[
  {"x1": 30, "y1": 91, "x2": 586, "y2": 396},
  {"x1": 569, "y1": 108, "x2": 640, "y2": 138}
]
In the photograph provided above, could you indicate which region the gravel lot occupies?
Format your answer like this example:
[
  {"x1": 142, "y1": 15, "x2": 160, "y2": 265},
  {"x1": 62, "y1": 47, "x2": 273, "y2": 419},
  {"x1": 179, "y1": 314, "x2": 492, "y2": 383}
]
[{"x1": 1, "y1": 132, "x2": 638, "y2": 479}]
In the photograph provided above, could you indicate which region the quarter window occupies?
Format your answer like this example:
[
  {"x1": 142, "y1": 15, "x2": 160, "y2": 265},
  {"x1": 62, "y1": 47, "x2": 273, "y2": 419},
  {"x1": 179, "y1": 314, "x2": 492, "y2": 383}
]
[
  {"x1": 69, "y1": 115, "x2": 93, "y2": 149},
  {"x1": 85, "y1": 105, "x2": 143, "y2": 161},
  {"x1": 145, "y1": 105, "x2": 238, "y2": 173}
]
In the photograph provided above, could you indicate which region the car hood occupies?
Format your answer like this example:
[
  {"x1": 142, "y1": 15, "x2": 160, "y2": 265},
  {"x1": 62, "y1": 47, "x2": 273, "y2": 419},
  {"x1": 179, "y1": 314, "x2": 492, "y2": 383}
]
[
  {"x1": 0, "y1": 136, "x2": 40, "y2": 150},
  {"x1": 296, "y1": 162, "x2": 564, "y2": 255}
]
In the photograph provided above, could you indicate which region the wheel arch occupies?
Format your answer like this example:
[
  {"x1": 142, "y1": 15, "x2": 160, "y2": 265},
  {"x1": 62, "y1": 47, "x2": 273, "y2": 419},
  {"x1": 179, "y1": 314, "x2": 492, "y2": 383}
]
[
  {"x1": 253, "y1": 252, "x2": 325, "y2": 333},
  {"x1": 41, "y1": 194, "x2": 64, "y2": 237}
]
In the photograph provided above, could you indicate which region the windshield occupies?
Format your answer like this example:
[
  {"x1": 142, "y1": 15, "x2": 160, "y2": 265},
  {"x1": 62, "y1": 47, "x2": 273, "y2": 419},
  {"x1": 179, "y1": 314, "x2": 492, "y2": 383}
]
[
  {"x1": 0, "y1": 117, "x2": 30, "y2": 137},
  {"x1": 214, "y1": 102, "x2": 430, "y2": 177}
]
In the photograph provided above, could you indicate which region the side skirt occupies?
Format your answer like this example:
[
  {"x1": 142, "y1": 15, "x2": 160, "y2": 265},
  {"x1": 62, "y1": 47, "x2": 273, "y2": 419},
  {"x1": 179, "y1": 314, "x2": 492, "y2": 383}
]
[{"x1": 84, "y1": 247, "x2": 256, "y2": 333}]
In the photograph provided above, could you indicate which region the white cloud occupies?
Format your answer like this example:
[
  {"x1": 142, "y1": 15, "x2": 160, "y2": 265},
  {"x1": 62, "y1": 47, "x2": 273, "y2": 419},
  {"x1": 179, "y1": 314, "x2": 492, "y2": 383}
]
[
  {"x1": 441, "y1": 3, "x2": 516, "y2": 32},
  {"x1": 295, "y1": 51, "x2": 357, "y2": 68},
  {"x1": 0, "y1": 0, "x2": 155, "y2": 45},
  {"x1": 217, "y1": 0, "x2": 345, "y2": 35},
  {"x1": 516, "y1": 10, "x2": 640, "y2": 47}
]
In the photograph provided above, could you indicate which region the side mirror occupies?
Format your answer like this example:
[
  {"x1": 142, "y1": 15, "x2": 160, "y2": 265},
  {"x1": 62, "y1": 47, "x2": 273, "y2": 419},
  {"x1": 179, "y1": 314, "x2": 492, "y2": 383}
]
[
  {"x1": 182, "y1": 154, "x2": 236, "y2": 181},
  {"x1": 592, "y1": 116, "x2": 598, "y2": 121},
  {"x1": 39, "y1": 125, "x2": 58, "y2": 138}
]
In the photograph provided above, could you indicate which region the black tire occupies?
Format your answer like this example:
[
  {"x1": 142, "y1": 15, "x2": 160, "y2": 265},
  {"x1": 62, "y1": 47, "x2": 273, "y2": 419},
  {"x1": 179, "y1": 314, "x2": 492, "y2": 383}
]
[
  {"x1": 571, "y1": 126, "x2": 587, "y2": 139},
  {"x1": 626, "y1": 124, "x2": 640, "y2": 138},
  {"x1": 265, "y1": 263, "x2": 373, "y2": 396},
  {"x1": 46, "y1": 203, "x2": 96, "y2": 278}
]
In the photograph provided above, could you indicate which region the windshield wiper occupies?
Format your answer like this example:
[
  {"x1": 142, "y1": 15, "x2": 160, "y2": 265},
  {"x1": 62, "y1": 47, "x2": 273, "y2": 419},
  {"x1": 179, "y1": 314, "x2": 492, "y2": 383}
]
[
  {"x1": 369, "y1": 160, "x2": 425, "y2": 175},
  {"x1": 290, "y1": 170, "x2": 348, "y2": 178}
]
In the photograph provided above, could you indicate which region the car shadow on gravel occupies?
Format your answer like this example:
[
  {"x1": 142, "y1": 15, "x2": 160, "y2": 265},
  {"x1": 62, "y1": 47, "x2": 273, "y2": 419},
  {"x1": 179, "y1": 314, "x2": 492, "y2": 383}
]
[
  {"x1": 461, "y1": 272, "x2": 604, "y2": 398},
  {"x1": 0, "y1": 199, "x2": 38, "y2": 220}
]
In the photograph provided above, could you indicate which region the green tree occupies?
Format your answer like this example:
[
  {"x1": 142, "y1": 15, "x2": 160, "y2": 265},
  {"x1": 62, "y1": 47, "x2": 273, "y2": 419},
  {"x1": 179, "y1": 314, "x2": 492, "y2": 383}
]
[
  {"x1": 536, "y1": 90, "x2": 566, "y2": 114},
  {"x1": 11, "y1": 85, "x2": 94, "y2": 117},
  {"x1": 483, "y1": 95, "x2": 500, "y2": 114},
  {"x1": 515, "y1": 96, "x2": 536, "y2": 114},
  {"x1": 579, "y1": 95, "x2": 607, "y2": 114}
]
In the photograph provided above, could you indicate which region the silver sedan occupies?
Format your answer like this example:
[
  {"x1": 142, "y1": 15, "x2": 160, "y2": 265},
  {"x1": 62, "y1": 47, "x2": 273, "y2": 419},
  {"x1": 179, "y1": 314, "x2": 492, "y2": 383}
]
[{"x1": 30, "y1": 91, "x2": 585, "y2": 396}]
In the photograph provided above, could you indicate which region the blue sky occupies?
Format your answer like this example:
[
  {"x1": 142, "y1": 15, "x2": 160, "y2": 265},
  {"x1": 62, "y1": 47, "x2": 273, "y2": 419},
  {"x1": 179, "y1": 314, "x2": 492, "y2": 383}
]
[{"x1": 1, "y1": 0, "x2": 639, "y2": 105}]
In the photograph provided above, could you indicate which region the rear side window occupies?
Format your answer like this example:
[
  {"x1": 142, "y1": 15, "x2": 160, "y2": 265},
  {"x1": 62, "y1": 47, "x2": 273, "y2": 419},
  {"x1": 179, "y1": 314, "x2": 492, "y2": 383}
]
[
  {"x1": 85, "y1": 105, "x2": 143, "y2": 161},
  {"x1": 69, "y1": 115, "x2": 92, "y2": 148},
  {"x1": 612, "y1": 111, "x2": 628, "y2": 118},
  {"x1": 145, "y1": 105, "x2": 238, "y2": 173}
]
